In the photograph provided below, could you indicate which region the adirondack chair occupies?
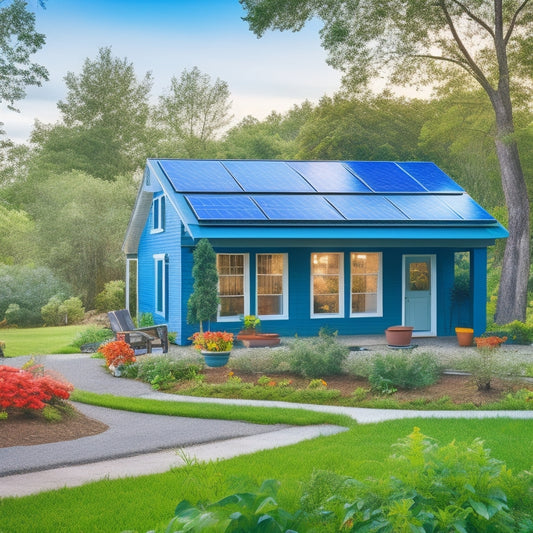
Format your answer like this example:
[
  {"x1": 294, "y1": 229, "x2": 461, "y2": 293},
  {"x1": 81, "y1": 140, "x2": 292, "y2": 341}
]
[{"x1": 107, "y1": 309, "x2": 168, "y2": 354}]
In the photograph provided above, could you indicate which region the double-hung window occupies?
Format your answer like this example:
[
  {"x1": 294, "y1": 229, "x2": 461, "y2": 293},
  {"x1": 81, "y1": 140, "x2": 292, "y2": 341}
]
[
  {"x1": 256, "y1": 253, "x2": 287, "y2": 319},
  {"x1": 217, "y1": 254, "x2": 249, "y2": 320},
  {"x1": 311, "y1": 253, "x2": 343, "y2": 317},
  {"x1": 152, "y1": 195, "x2": 165, "y2": 233},
  {"x1": 350, "y1": 252, "x2": 382, "y2": 316}
]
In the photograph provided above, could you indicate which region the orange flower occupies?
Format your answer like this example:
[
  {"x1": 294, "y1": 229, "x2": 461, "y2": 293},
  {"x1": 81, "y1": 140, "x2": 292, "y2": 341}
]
[
  {"x1": 190, "y1": 331, "x2": 234, "y2": 352},
  {"x1": 97, "y1": 340, "x2": 136, "y2": 368}
]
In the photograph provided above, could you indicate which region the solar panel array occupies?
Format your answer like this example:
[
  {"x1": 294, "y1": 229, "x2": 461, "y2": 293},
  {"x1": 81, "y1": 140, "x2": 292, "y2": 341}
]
[{"x1": 156, "y1": 159, "x2": 493, "y2": 224}]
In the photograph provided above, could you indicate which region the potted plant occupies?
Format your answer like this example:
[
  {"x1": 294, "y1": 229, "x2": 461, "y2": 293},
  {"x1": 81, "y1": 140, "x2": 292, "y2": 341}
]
[
  {"x1": 191, "y1": 331, "x2": 234, "y2": 367},
  {"x1": 474, "y1": 335, "x2": 507, "y2": 349},
  {"x1": 97, "y1": 340, "x2": 136, "y2": 376},
  {"x1": 236, "y1": 315, "x2": 281, "y2": 348}
]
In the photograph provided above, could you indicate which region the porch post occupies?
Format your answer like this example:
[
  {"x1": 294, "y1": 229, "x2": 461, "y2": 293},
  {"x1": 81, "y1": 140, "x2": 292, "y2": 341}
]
[
  {"x1": 125, "y1": 258, "x2": 131, "y2": 312},
  {"x1": 470, "y1": 248, "x2": 487, "y2": 336}
]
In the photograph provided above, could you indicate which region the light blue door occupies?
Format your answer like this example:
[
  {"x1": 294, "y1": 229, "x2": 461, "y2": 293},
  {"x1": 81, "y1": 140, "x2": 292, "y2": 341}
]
[{"x1": 404, "y1": 255, "x2": 434, "y2": 333}]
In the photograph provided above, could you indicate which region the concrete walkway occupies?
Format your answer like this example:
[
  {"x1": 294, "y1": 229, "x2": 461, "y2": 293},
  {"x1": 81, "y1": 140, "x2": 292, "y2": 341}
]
[{"x1": 1, "y1": 349, "x2": 533, "y2": 498}]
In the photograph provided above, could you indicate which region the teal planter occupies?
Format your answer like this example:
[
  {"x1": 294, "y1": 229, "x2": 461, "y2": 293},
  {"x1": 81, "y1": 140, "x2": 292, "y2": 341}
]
[{"x1": 201, "y1": 351, "x2": 231, "y2": 367}]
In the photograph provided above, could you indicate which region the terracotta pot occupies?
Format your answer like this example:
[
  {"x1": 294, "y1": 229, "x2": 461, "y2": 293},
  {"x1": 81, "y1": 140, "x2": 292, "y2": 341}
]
[
  {"x1": 236, "y1": 332, "x2": 281, "y2": 348},
  {"x1": 455, "y1": 327, "x2": 474, "y2": 347},
  {"x1": 385, "y1": 326, "x2": 414, "y2": 347}
]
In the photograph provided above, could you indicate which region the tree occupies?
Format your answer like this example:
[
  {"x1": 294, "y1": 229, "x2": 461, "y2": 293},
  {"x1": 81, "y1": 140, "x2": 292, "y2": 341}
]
[
  {"x1": 0, "y1": 0, "x2": 48, "y2": 113},
  {"x1": 57, "y1": 47, "x2": 152, "y2": 176},
  {"x1": 241, "y1": 0, "x2": 532, "y2": 323},
  {"x1": 187, "y1": 238, "x2": 219, "y2": 333},
  {"x1": 156, "y1": 66, "x2": 232, "y2": 157}
]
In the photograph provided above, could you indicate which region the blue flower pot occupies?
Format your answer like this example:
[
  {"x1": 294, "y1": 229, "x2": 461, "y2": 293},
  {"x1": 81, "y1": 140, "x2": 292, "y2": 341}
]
[{"x1": 201, "y1": 350, "x2": 231, "y2": 367}]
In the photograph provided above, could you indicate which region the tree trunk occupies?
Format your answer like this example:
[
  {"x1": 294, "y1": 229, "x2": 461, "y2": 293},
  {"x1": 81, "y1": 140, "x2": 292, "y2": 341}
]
[{"x1": 491, "y1": 93, "x2": 530, "y2": 324}]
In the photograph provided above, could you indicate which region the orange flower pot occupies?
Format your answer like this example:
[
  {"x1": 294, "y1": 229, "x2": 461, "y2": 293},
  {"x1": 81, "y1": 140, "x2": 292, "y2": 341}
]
[{"x1": 455, "y1": 327, "x2": 474, "y2": 347}]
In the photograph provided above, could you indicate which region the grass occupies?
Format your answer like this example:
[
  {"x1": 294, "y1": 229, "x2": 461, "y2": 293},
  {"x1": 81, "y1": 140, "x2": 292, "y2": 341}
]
[
  {"x1": 0, "y1": 325, "x2": 87, "y2": 357},
  {"x1": 71, "y1": 390, "x2": 354, "y2": 427},
  {"x1": 0, "y1": 418, "x2": 532, "y2": 533}
]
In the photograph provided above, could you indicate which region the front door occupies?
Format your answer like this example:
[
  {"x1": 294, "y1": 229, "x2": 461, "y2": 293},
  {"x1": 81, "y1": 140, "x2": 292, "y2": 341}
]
[{"x1": 403, "y1": 255, "x2": 436, "y2": 336}]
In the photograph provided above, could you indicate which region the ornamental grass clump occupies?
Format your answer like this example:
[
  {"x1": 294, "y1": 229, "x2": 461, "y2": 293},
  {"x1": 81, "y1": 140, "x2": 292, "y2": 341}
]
[{"x1": 0, "y1": 364, "x2": 73, "y2": 418}]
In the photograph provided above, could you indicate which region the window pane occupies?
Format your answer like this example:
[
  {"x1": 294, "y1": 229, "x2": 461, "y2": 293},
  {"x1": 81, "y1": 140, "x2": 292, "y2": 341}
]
[
  {"x1": 314, "y1": 295, "x2": 339, "y2": 314},
  {"x1": 409, "y1": 262, "x2": 430, "y2": 290},
  {"x1": 257, "y1": 254, "x2": 285, "y2": 316},
  {"x1": 351, "y1": 252, "x2": 380, "y2": 314},
  {"x1": 258, "y1": 295, "x2": 282, "y2": 315},
  {"x1": 313, "y1": 275, "x2": 339, "y2": 295},
  {"x1": 217, "y1": 254, "x2": 245, "y2": 317},
  {"x1": 312, "y1": 253, "x2": 340, "y2": 274},
  {"x1": 219, "y1": 296, "x2": 244, "y2": 317},
  {"x1": 311, "y1": 253, "x2": 341, "y2": 315}
]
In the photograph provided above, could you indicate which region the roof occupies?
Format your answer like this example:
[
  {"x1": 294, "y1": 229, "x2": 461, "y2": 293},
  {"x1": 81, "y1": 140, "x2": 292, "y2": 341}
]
[{"x1": 123, "y1": 159, "x2": 508, "y2": 254}]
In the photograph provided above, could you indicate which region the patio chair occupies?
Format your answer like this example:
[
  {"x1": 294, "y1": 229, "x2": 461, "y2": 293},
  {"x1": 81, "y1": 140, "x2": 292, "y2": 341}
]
[{"x1": 107, "y1": 309, "x2": 168, "y2": 354}]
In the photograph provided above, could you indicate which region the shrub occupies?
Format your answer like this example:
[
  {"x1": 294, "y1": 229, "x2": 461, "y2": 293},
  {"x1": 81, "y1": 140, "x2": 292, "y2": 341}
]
[
  {"x1": 4, "y1": 303, "x2": 41, "y2": 327},
  {"x1": 0, "y1": 365, "x2": 73, "y2": 416},
  {"x1": 71, "y1": 326, "x2": 114, "y2": 349},
  {"x1": 134, "y1": 356, "x2": 204, "y2": 390},
  {"x1": 288, "y1": 330, "x2": 349, "y2": 378},
  {"x1": 97, "y1": 340, "x2": 136, "y2": 368},
  {"x1": 94, "y1": 280, "x2": 125, "y2": 312},
  {"x1": 41, "y1": 295, "x2": 85, "y2": 326},
  {"x1": 369, "y1": 351, "x2": 440, "y2": 391},
  {"x1": 487, "y1": 320, "x2": 533, "y2": 345}
]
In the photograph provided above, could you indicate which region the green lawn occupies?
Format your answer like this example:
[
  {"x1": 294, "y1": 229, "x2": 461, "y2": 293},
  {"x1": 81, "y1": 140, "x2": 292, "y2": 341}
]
[
  {"x1": 0, "y1": 325, "x2": 87, "y2": 357},
  {"x1": 0, "y1": 417, "x2": 531, "y2": 533}
]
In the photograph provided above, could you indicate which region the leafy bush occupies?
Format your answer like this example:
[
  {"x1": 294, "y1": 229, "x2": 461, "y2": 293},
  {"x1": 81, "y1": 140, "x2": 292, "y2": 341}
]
[
  {"x1": 4, "y1": 303, "x2": 41, "y2": 327},
  {"x1": 97, "y1": 340, "x2": 136, "y2": 368},
  {"x1": 94, "y1": 280, "x2": 125, "y2": 312},
  {"x1": 71, "y1": 326, "x2": 113, "y2": 349},
  {"x1": 150, "y1": 429, "x2": 533, "y2": 532},
  {"x1": 133, "y1": 356, "x2": 204, "y2": 390},
  {"x1": 487, "y1": 320, "x2": 533, "y2": 345},
  {"x1": 41, "y1": 295, "x2": 85, "y2": 326},
  {"x1": 369, "y1": 351, "x2": 440, "y2": 392},
  {"x1": 0, "y1": 264, "x2": 71, "y2": 324},
  {"x1": 137, "y1": 312, "x2": 154, "y2": 327},
  {"x1": 288, "y1": 330, "x2": 349, "y2": 378}
]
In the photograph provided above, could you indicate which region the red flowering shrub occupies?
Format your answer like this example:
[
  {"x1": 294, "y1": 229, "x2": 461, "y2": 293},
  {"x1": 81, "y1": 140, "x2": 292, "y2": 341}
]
[
  {"x1": 475, "y1": 336, "x2": 508, "y2": 349},
  {"x1": 97, "y1": 340, "x2": 136, "y2": 367},
  {"x1": 0, "y1": 365, "x2": 73, "y2": 412}
]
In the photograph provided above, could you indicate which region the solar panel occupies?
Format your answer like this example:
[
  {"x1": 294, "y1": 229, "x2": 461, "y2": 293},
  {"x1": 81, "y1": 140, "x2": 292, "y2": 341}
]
[
  {"x1": 159, "y1": 160, "x2": 242, "y2": 192},
  {"x1": 252, "y1": 195, "x2": 344, "y2": 221},
  {"x1": 288, "y1": 161, "x2": 371, "y2": 192},
  {"x1": 441, "y1": 194, "x2": 495, "y2": 221},
  {"x1": 387, "y1": 195, "x2": 462, "y2": 220},
  {"x1": 326, "y1": 195, "x2": 408, "y2": 221},
  {"x1": 222, "y1": 161, "x2": 315, "y2": 192},
  {"x1": 185, "y1": 194, "x2": 266, "y2": 221},
  {"x1": 345, "y1": 161, "x2": 426, "y2": 192},
  {"x1": 397, "y1": 162, "x2": 464, "y2": 192}
]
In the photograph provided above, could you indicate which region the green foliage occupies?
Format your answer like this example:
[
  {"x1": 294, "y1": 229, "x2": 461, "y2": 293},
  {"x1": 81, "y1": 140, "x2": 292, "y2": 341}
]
[
  {"x1": 41, "y1": 295, "x2": 85, "y2": 326},
  {"x1": 70, "y1": 326, "x2": 113, "y2": 349},
  {"x1": 0, "y1": 0, "x2": 48, "y2": 111},
  {"x1": 287, "y1": 330, "x2": 349, "y2": 378},
  {"x1": 137, "y1": 312, "x2": 154, "y2": 327},
  {"x1": 487, "y1": 320, "x2": 533, "y2": 345},
  {"x1": 187, "y1": 238, "x2": 219, "y2": 330},
  {"x1": 369, "y1": 352, "x2": 440, "y2": 392},
  {"x1": 4, "y1": 302, "x2": 41, "y2": 327},
  {"x1": 0, "y1": 203, "x2": 35, "y2": 264},
  {"x1": 94, "y1": 280, "x2": 125, "y2": 313},
  {"x1": 131, "y1": 357, "x2": 204, "y2": 390},
  {"x1": 459, "y1": 348, "x2": 510, "y2": 391},
  {"x1": 0, "y1": 264, "x2": 70, "y2": 324}
]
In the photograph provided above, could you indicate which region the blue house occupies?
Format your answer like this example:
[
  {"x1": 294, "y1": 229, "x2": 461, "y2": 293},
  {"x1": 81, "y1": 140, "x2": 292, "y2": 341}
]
[{"x1": 123, "y1": 159, "x2": 507, "y2": 345}]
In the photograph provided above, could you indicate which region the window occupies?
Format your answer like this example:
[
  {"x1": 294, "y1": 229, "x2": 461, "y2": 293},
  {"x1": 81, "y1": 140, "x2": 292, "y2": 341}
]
[
  {"x1": 351, "y1": 252, "x2": 382, "y2": 316},
  {"x1": 152, "y1": 195, "x2": 165, "y2": 232},
  {"x1": 154, "y1": 254, "x2": 167, "y2": 316},
  {"x1": 217, "y1": 254, "x2": 249, "y2": 320},
  {"x1": 256, "y1": 253, "x2": 288, "y2": 319},
  {"x1": 311, "y1": 253, "x2": 343, "y2": 317}
]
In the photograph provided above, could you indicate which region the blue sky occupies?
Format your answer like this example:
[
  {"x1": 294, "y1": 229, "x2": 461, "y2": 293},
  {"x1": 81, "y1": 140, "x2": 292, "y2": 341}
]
[{"x1": 5, "y1": 0, "x2": 342, "y2": 143}]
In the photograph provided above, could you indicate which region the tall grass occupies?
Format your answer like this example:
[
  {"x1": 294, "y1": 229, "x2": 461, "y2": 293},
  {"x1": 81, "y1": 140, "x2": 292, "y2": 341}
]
[
  {"x1": 0, "y1": 325, "x2": 87, "y2": 357},
  {"x1": 1, "y1": 418, "x2": 532, "y2": 533}
]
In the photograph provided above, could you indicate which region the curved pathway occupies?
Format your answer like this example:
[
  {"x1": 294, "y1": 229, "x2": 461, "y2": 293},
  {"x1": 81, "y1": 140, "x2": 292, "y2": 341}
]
[{"x1": 1, "y1": 353, "x2": 532, "y2": 497}]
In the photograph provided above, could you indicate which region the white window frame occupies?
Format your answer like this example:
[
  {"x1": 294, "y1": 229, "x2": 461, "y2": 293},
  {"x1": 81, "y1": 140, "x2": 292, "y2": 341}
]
[
  {"x1": 256, "y1": 253, "x2": 288, "y2": 320},
  {"x1": 151, "y1": 195, "x2": 165, "y2": 233},
  {"x1": 310, "y1": 252, "x2": 344, "y2": 318},
  {"x1": 153, "y1": 254, "x2": 166, "y2": 316},
  {"x1": 217, "y1": 253, "x2": 250, "y2": 322},
  {"x1": 350, "y1": 252, "x2": 383, "y2": 317}
]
